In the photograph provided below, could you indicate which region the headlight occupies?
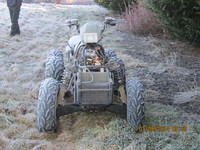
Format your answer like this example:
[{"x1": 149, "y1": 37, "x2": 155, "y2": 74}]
[{"x1": 83, "y1": 33, "x2": 98, "y2": 43}]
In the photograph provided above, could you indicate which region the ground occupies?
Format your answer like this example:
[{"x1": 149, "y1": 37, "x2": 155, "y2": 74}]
[
  {"x1": 117, "y1": 32, "x2": 200, "y2": 114},
  {"x1": 0, "y1": 1, "x2": 200, "y2": 150}
]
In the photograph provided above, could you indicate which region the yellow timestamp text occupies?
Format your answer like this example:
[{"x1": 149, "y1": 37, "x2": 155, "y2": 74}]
[{"x1": 139, "y1": 126, "x2": 188, "y2": 132}]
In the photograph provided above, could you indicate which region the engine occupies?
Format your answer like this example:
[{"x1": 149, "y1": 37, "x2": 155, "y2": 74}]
[{"x1": 80, "y1": 44, "x2": 106, "y2": 67}]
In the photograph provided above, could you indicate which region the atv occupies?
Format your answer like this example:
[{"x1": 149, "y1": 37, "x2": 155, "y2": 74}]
[{"x1": 37, "y1": 17, "x2": 144, "y2": 132}]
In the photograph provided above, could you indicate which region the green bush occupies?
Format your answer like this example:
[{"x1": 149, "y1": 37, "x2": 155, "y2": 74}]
[
  {"x1": 146, "y1": 0, "x2": 200, "y2": 45},
  {"x1": 94, "y1": 0, "x2": 137, "y2": 14}
]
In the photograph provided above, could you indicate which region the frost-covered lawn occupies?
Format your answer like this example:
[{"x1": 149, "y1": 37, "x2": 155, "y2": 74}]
[{"x1": 0, "y1": 3, "x2": 111, "y2": 149}]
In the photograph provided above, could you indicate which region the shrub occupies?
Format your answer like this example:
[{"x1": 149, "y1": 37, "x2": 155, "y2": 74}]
[
  {"x1": 94, "y1": 0, "x2": 137, "y2": 14},
  {"x1": 146, "y1": 0, "x2": 200, "y2": 45},
  {"x1": 122, "y1": 2, "x2": 163, "y2": 35}
]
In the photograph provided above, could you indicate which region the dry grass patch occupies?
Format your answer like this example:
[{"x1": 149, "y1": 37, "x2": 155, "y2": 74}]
[
  {"x1": 117, "y1": 52, "x2": 147, "y2": 69},
  {"x1": 0, "y1": 114, "x2": 15, "y2": 129},
  {"x1": 11, "y1": 139, "x2": 57, "y2": 150},
  {"x1": 144, "y1": 89, "x2": 160, "y2": 100},
  {"x1": 174, "y1": 88, "x2": 200, "y2": 104},
  {"x1": 14, "y1": 113, "x2": 36, "y2": 127},
  {"x1": 3, "y1": 124, "x2": 27, "y2": 139},
  {"x1": 0, "y1": 136, "x2": 10, "y2": 150},
  {"x1": 147, "y1": 36, "x2": 172, "y2": 58}
]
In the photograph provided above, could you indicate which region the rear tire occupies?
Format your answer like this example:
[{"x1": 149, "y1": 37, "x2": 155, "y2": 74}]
[
  {"x1": 37, "y1": 78, "x2": 59, "y2": 132},
  {"x1": 126, "y1": 78, "x2": 144, "y2": 131},
  {"x1": 105, "y1": 49, "x2": 117, "y2": 58},
  {"x1": 45, "y1": 55, "x2": 64, "y2": 81},
  {"x1": 48, "y1": 49, "x2": 64, "y2": 61},
  {"x1": 109, "y1": 57, "x2": 126, "y2": 94}
]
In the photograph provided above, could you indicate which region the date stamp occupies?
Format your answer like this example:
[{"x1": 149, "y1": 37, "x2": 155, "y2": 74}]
[{"x1": 139, "y1": 126, "x2": 188, "y2": 132}]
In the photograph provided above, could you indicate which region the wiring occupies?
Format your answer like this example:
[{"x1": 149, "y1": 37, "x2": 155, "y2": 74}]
[{"x1": 78, "y1": 65, "x2": 94, "y2": 84}]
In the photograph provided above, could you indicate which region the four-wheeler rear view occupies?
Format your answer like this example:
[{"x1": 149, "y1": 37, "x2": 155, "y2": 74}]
[{"x1": 37, "y1": 17, "x2": 144, "y2": 132}]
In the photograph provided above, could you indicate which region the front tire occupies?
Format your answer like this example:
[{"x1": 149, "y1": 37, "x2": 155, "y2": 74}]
[
  {"x1": 48, "y1": 49, "x2": 64, "y2": 61},
  {"x1": 45, "y1": 55, "x2": 64, "y2": 81},
  {"x1": 37, "y1": 78, "x2": 59, "y2": 132},
  {"x1": 126, "y1": 78, "x2": 144, "y2": 131}
]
